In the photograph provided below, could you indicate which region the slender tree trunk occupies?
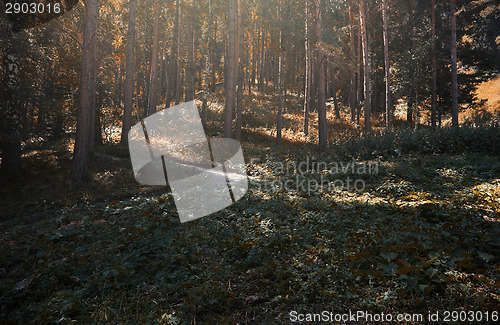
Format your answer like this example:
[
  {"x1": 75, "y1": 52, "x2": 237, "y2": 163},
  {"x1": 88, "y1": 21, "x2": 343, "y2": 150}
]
[
  {"x1": 136, "y1": 56, "x2": 142, "y2": 109},
  {"x1": 431, "y1": 0, "x2": 437, "y2": 128},
  {"x1": 450, "y1": 0, "x2": 459, "y2": 126},
  {"x1": 276, "y1": 5, "x2": 285, "y2": 149},
  {"x1": 382, "y1": 0, "x2": 391, "y2": 131},
  {"x1": 158, "y1": 49, "x2": 165, "y2": 102},
  {"x1": 348, "y1": 0, "x2": 356, "y2": 123},
  {"x1": 258, "y1": 25, "x2": 265, "y2": 91},
  {"x1": 121, "y1": 0, "x2": 137, "y2": 143},
  {"x1": 356, "y1": 17, "x2": 362, "y2": 125},
  {"x1": 359, "y1": 0, "x2": 371, "y2": 131},
  {"x1": 224, "y1": 0, "x2": 237, "y2": 138},
  {"x1": 235, "y1": 0, "x2": 245, "y2": 140},
  {"x1": 249, "y1": 19, "x2": 256, "y2": 94},
  {"x1": 166, "y1": 0, "x2": 180, "y2": 108},
  {"x1": 210, "y1": 19, "x2": 218, "y2": 92},
  {"x1": 0, "y1": 5, "x2": 22, "y2": 175},
  {"x1": 175, "y1": 5, "x2": 182, "y2": 105},
  {"x1": 147, "y1": 0, "x2": 161, "y2": 115},
  {"x1": 438, "y1": 96, "x2": 442, "y2": 127},
  {"x1": 202, "y1": 47, "x2": 209, "y2": 130},
  {"x1": 210, "y1": 19, "x2": 220, "y2": 92},
  {"x1": 408, "y1": 0, "x2": 415, "y2": 125},
  {"x1": 186, "y1": 6, "x2": 195, "y2": 102},
  {"x1": 276, "y1": 40, "x2": 284, "y2": 149},
  {"x1": 303, "y1": 0, "x2": 311, "y2": 135},
  {"x1": 326, "y1": 56, "x2": 330, "y2": 101},
  {"x1": 143, "y1": 54, "x2": 149, "y2": 115},
  {"x1": 332, "y1": 78, "x2": 340, "y2": 121},
  {"x1": 314, "y1": 0, "x2": 327, "y2": 151},
  {"x1": 201, "y1": 0, "x2": 213, "y2": 129},
  {"x1": 71, "y1": 0, "x2": 99, "y2": 183}
]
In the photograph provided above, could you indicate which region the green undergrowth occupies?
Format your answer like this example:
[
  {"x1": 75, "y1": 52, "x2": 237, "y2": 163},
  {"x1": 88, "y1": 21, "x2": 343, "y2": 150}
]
[
  {"x1": 1, "y1": 146, "x2": 499, "y2": 323},
  {"x1": 333, "y1": 126, "x2": 500, "y2": 160}
]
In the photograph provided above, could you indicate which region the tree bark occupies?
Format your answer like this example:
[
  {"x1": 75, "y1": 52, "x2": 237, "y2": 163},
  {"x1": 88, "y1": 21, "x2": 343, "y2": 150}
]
[
  {"x1": 147, "y1": 0, "x2": 161, "y2": 115},
  {"x1": 332, "y1": 80, "x2": 341, "y2": 120},
  {"x1": 166, "y1": 0, "x2": 181, "y2": 108},
  {"x1": 276, "y1": 5, "x2": 285, "y2": 149},
  {"x1": 276, "y1": 39, "x2": 284, "y2": 149},
  {"x1": 185, "y1": 4, "x2": 195, "y2": 102},
  {"x1": 249, "y1": 18, "x2": 256, "y2": 94},
  {"x1": 431, "y1": 0, "x2": 437, "y2": 128},
  {"x1": 0, "y1": 4, "x2": 22, "y2": 175},
  {"x1": 201, "y1": 0, "x2": 213, "y2": 130},
  {"x1": 224, "y1": 0, "x2": 237, "y2": 138},
  {"x1": 71, "y1": 0, "x2": 99, "y2": 183},
  {"x1": 356, "y1": 15, "x2": 362, "y2": 124},
  {"x1": 121, "y1": 0, "x2": 137, "y2": 143},
  {"x1": 314, "y1": 0, "x2": 327, "y2": 151},
  {"x1": 303, "y1": 0, "x2": 311, "y2": 135},
  {"x1": 359, "y1": 0, "x2": 371, "y2": 131},
  {"x1": 407, "y1": 0, "x2": 415, "y2": 125},
  {"x1": 382, "y1": 0, "x2": 391, "y2": 131},
  {"x1": 174, "y1": 5, "x2": 183, "y2": 105},
  {"x1": 450, "y1": 0, "x2": 459, "y2": 126},
  {"x1": 235, "y1": 0, "x2": 245, "y2": 140},
  {"x1": 89, "y1": 35, "x2": 99, "y2": 153},
  {"x1": 348, "y1": 0, "x2": 356, "y2": 123},
  {"x1": 258, "y1": 25, "x2": 265, "y2": 91}
]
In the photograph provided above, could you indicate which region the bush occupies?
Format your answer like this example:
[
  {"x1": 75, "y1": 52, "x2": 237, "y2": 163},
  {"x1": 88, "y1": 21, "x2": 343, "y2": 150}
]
[{"x1": 332, "y1": 126, "x2": 500, "y2": 159}]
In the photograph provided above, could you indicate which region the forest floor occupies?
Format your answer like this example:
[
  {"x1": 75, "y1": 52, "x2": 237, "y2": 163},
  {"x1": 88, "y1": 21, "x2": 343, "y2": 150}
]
[{"x1": 1, "y1": 91, "x2": 500, "y2": 324}]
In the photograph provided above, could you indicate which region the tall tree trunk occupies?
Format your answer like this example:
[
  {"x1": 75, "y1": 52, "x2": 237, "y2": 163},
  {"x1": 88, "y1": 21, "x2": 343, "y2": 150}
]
[
  {"x1": 235, "y1": 0, "x2": 245, "y2": 140},
  {"x1": 158, "y1": 49, "x2": 165, "y2": 103},
  {"x1": 224, "y1": 0, "x2": 237, "y2": 138},
  {"x1": 333, "y1": 89, "x2": 341, "y2": 120},
  {"x1": 348, "y1": 0, "x2": 356, "y2": 123},
  {"x1": 314, "y1": 0, "x2": 327, "y2": 151},
  {"x1": 0, "y1": 5, "x2": 22, "y2": 175},
  {"x1": 210, "y1": 19, "x2": 218, "y2": 92},
  {"x1": 276, "y1": 5, "x2": 285, "y2": 149},
  {"x1": 249, "y1": 19, "x2": 256, "y2": 94},
  {"x1": 201, "y1": 0, "x2": 213, "y2": 129},
  {"x1": 303, "y1": 0, "x2": 311, "y2": 135},
  {"x1": 450, "y1": 0, "x2": 459, "y2": 126},
  {"x1": 258, "y1": 25, "x2": 265, "y2": 91},
  {"x1": 276, "y1": 40, "x2": 284, "y2": 149},
  {"x1": 89, "y1": 38, "x2": 99, "y2": 153},
  {"x1": 175, "y1": 5, "x2": 183, "y2": 105},
  {"x1": 186, "y1": 5, "x2": 195, "y2": 102},
  {"x1": 407, "y1": 0, "x2": 415, "y2": 125},
  {"x1": 147, "y1": 0, "x2": 161, "y2": 115},
  {"x1": 382, "y1": 0, "x2": 391, "y2": 131},
  {"x1": 431, "y1": 0, "x2": 437, "y2": 128},
  {"x1": 71, "y1": 0, "x2": 99, "y2": 183},
  {"x1": 332, "y1": 79, "x2": 341, "y2": 120},
  {"x1": 359, "y1": 0, "x2": 371, "y2": 131},
  {"x1": 121, "y1": 0, "x2": 137, "y2": 143},
  {"x1": 356, "y1": 16, "x2": 362, "y2": 124},
  {"x1": 166, "y1": 0, "x2": 181, "y2": 108}
]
